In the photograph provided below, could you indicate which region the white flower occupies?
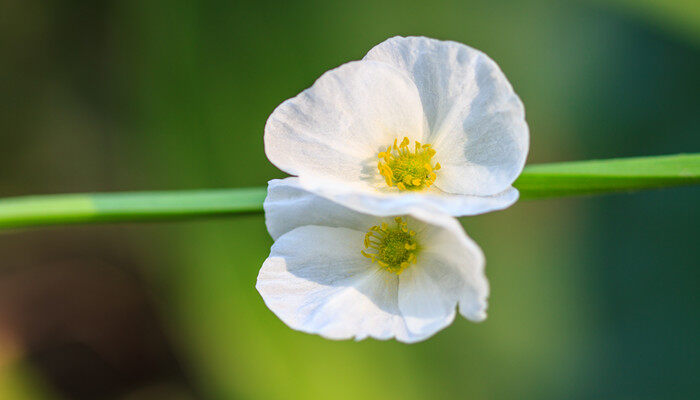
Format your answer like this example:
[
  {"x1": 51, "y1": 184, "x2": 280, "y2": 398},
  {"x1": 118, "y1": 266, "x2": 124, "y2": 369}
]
[
  {"x1": 256, "y1": 178, "x2": 489, "y2": 343},
  {"x1": 264, "y1": 36, "x2": 529, "y2": 217}
]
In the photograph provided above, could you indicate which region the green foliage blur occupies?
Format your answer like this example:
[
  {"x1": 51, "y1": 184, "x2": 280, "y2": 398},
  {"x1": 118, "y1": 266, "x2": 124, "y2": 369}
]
[{"x1": 1, "y1": 0, "x2": 698, "y2": 399}]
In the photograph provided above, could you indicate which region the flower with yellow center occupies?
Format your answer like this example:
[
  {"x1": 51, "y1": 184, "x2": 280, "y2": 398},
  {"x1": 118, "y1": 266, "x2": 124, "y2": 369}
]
[
  {"x1": 265, "y1": 36, "x2": 529, "y2": 217},
  {"x1": 257, "y1": 179, "x2": 489, "y2": 343}
]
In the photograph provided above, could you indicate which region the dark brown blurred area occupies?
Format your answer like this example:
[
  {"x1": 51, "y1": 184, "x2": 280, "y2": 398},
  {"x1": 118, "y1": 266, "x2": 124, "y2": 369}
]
[{"x1": 0, "y1": 230, "x2": 195, "y2": 400}]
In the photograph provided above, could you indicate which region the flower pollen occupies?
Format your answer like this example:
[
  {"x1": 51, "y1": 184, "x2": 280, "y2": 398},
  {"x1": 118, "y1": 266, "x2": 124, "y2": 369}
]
[
  {"x1": 377, "y1": 137, "x2": 441, "y2": 191},
  {"x1": 361, "y1": 217, "x2": 418, "y2": 274}
]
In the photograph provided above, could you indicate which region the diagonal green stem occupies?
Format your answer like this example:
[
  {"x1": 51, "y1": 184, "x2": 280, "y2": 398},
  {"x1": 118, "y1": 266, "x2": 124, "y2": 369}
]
[{"x1": 0, "y1": 154, "x2": 698, "y2": 231}]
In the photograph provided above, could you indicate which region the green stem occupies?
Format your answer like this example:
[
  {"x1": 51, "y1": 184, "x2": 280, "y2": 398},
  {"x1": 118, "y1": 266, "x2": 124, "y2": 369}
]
[
  {"x1": 514, "y1": 153, "x2": 700, "y2": 199},
  {"x1": 0, "y1": 188, "x2": 266, "y2": 230},
  {"x1": 1, "y1": 154, "x2": 698, "y2": 231}
]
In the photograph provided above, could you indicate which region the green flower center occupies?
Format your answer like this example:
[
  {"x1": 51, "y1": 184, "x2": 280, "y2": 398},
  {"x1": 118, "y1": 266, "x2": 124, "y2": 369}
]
[
  {"x1": 361, "y1": 217, "x2": 418, "y2": 274},
  {"x1": 377, "y1": 137, "x2": 441, "y2": 191}
]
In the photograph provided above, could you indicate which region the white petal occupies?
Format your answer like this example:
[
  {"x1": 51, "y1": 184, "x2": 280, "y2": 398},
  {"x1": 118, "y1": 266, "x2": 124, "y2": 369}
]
[
  {"x1": 264, "y1": 60, "x2": 427, "y2": 188},
  {"x1": 298, "y1": 175, "x2": 519, "y2": 217},
  {"x1": 264, "y1": 178, "x2": 378, "y2": 240},
  {"x1": 257, "y1": 225, "x2": 432, "y2": 342},
  {"x1": 364, "y1": 36, "x2": 529, "y2": 196},
  {"x1": 398, "y1": 214, "x2": 488, "y2": 336}
]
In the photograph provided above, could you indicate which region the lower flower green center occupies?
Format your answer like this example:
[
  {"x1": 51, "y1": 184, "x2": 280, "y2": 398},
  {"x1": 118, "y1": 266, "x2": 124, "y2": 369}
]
[
  {"x1": 377, "y1": 137, "x2": 441, "y2": 191},
  {"x1": 361, "y1": 217, "x2": 418, "y2": 274}
]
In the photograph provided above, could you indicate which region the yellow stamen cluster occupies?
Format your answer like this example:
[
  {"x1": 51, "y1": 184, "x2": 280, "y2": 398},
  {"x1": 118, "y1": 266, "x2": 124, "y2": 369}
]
[
  {"x1": 377, "y1": 137, "x2": 441, "y2": 191},
  {"x1": 361, "y1": 217, "x2": 418, "y2": 274}
]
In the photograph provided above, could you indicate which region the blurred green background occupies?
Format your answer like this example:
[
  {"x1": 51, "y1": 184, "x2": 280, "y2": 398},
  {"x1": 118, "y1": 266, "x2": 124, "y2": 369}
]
[{"x1": 1, "y1": 0, "x2": 698, "y2": 399}]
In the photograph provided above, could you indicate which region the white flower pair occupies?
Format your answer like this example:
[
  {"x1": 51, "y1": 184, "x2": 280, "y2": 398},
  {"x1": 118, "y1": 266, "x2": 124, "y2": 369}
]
[{"x1": 257, "y1": 36, "x2": 529, "y2": 342}]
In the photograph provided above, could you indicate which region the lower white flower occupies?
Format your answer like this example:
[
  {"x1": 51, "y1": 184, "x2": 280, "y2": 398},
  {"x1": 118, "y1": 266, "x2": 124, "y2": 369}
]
[{"x1": 257, "y1": 178, "x2": 489, "y2": 343}]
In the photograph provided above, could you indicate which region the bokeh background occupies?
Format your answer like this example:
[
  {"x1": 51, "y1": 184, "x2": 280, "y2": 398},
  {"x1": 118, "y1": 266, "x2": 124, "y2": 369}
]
[{"x1": 1, "y1": 0, "x2": 699, "y2": 399}]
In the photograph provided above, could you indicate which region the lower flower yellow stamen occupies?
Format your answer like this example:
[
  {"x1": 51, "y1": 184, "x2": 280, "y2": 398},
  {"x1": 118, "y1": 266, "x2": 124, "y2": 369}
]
[
  {"x1": 377, "y1": 136, "x2": 440, "y2": 191},
  {"x1": 361, "y1": 217, "x2": 419, "y2": 274}
]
